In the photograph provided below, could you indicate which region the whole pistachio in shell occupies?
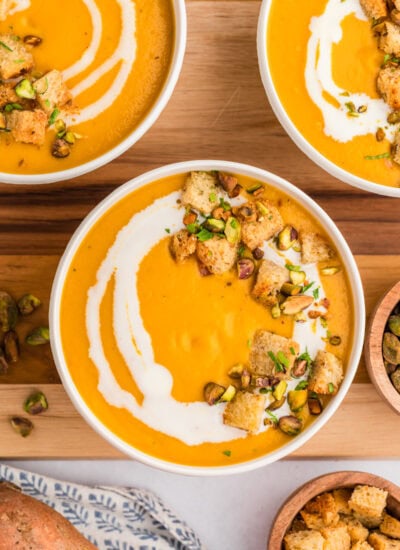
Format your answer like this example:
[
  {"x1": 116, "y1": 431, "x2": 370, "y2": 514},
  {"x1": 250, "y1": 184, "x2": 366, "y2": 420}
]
[
  {"x1": 25, "y1": 327, "x2": 50, "y2": 346},
  {"x1": 17, "y1": 294, "x2": 41, "y2": 316},
  {"x1": 388, "y1": 315, "x2": 400, "y2": 337},
  {"x1": 0, "y1": 291, "x2": 18, "y2": 332},
  {"x1": 4, "y1": 331, "x2": 19, "y2": 363},
  {"x1": 383, "y1": 332, "x2": 400, "y2": 365}
]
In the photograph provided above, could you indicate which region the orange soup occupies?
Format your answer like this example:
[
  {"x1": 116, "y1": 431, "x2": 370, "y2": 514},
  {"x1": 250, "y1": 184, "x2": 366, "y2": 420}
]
[
  {"x1": 267, "y1": 0, "x2": 400, "y2": 188},
  {"x1": 0, "y1": 0, "x2": 174, "y2": 174},
  {"x1": 59, "y1": 171, "x2": 354, "y2": 467}
]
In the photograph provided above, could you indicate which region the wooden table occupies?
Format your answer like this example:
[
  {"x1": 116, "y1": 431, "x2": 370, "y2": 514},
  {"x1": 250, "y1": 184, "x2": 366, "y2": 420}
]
[{"x1": 1, "y1": 0, "x2": 399, "y2": 459}]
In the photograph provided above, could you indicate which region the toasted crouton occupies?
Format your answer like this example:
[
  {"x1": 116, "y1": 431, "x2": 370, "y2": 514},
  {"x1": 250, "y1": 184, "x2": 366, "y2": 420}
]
[
  {"x1": 377, "y1": 22, "x2": 400, "y2": 57},
  {"x1": 7, "y1": 109, "x2": 47, "y2": 146},
  {"x1": 251, "y1": 259, "x2": 288, "y2": 306},
  {"x1": 341, "y1": 516, "x2": 369, "y2": 543},
  {"x1": 0, "y1": 34, "x2": 34, "y2": 79},
  {"x1": 169, "y1": 230, "x2": 197, "y2": 263},
  {"x1": 300, "y1": 232, "x2": 335, "y2": 264},
  {"x1": 302, "y1": 493, "x2": 340, "y2": 529},
  {"x1": 308, "y1": 349, "x2": 343, "y2": 395},
  {"x1": 0, "y1": 84, "x2": 18, "y2": 109},
  {"x1": 352, "y1": 542, "x2": 374, "y2": 550},
  {"x1": 377, "y1": 66, "x2": 400, "y2": 110},
  {"x1": 249, "y1": 329, "x2": 299, "y2": 378},
  {"x1": 223, "y1": 391, "x2": 266, "y2": 433},
  {"x1": 392, "y1": 131, "x2": 400, "y2": 165},
  {"x1": 196, "y1": 236, "x2": 237, "y2": 274},
  {"x1": 380, "y1": 512, "x2": 400, "y2": 539},
  {"x1": 321, "y1": 525, "x2": 351, "y2": 550},
  {"x1": 359, "y1": 0, "x2": 387, "y2": 19},
  {"x1": 333, "y1": 488, "x2": 353, "y2": 515},
  {"x1": 181, "y1": 171, "x2": 221, "y2": 215},
  {"x1": 33, "y1": 70, "x2": 72, "y2": 115},
  {"x1": 240, "y1": 200, "x2": 284, "y2": 250},
  {"x1": 284, "y1": 529, "x2": 325, "y2": 550},
  {"x1": 368, "y1": 532, "x2": 400, "y2": 549},
  {"x1": 349, "y1": 486, "x2": 388, "y2": 529}
]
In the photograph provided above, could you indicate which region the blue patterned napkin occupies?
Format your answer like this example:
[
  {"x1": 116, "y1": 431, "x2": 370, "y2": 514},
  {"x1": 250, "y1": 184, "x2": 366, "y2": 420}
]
[{"x1": 0, "y1": 465, "x2": 204, "y2": 550}]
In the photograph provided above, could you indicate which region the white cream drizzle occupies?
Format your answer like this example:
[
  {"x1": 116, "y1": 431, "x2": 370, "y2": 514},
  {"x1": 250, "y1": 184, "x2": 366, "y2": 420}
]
[
  {"x1": 306, "y1": 0, "x2": 394, "y2": 142},
  {"x1": 1, "y1": 0, "x2": 29, "y2": 20},
  {"x1": 85, "y1": 192, "x2": 330, "y2": 445}
]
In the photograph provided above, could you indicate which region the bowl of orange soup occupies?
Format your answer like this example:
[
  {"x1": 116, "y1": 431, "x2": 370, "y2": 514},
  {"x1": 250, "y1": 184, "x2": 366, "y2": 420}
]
[
  {"x1": 0, "y1": 0, "x2": 185, "y2": 184},
  {"x1": 258, "y1": 0, "x2": 400, "y2": 197},
  {"x1": 50, "y1": 161, "x2": 365, "y2": 475}
]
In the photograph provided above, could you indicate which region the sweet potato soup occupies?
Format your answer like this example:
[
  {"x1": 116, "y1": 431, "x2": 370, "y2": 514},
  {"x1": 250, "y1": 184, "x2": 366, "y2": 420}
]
[
  {"x1": 0, "y1": 0, "x2": 174, "y2": 174},
  {"x1": 267, "y1": 0, "x2": 400, "y2": 188},
  {"x1": 60, "y1": 171, "x2": 354, "y2": 467}
]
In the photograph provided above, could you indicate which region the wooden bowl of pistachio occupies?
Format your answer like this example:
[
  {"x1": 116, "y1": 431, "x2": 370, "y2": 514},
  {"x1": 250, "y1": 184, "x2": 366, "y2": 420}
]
[{"x1": 365, "y1": 280, "x2": 400, "y2": 415}]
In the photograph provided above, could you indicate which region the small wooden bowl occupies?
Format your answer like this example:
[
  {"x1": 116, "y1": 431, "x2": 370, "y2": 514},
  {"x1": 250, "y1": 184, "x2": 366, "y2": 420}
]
[
  {"x1": 365, "y1": 280, "x2": 400, "y2": 415},
  {"x1": 268, "y1": 471, "x2": 400, "y2": 550}
]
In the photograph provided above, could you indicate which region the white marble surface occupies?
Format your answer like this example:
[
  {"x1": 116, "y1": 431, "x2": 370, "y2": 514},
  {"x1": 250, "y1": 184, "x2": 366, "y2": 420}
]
[{"x1": 5, "y1": 459, "x2": 400, "y2": 550}]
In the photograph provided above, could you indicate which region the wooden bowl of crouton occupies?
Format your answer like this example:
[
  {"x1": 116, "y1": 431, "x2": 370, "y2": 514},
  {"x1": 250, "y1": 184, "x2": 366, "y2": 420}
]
[
  {"x1": 268, "y1": 471, "x2": 400, "y2": 550},
  {"x1": 365, "y1": 280, "x2": 400, "y2": 416}
]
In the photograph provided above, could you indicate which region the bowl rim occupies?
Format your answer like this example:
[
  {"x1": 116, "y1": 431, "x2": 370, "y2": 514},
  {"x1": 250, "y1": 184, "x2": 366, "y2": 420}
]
[
  {"x1": 268, "y1": 470, "x2": 400, "y2": 549},
  {"x1": 257, "y1": 0, "x2": 400, "y2": 198},
  {"x1": 0, "y1": 0, "x2": 187, "y2": 185},
  {"x1": 364, "y1": 280, "x2": 400, "y2": 415},
  {"x1": 49, "y1": 159, "x2": 365, "y2": 476}
]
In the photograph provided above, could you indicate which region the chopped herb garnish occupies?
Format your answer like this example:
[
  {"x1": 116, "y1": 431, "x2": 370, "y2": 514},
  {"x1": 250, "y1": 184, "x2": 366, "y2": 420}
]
[
  {"x1": 246, "y1": 183, "x2": 263, "y2": 194},
  {"x1": 313, "y1": 287, "x2": 320, "y2": 300},
  {"x1": 0, "y1": 41, "x2": 13, "y2": 52},
  {"x1": 49, "y1": 108, "x2": 60, "y2": 126},
  {"x1": 302, "y1": 281, "x2": 315, "y2": 293},
  {"x1": 238, "y1": 243, "x2": 246, "y2": 258},
  {"x1": 186, "y1": 223, "x2": 200, "y2": 234},
  {"x1": 295, "y1": 380, "x2": 309, "y2": 390},
  {"x1": 298, "y1": 349, "x2": 313, "y2": 368},
  {"x1": 290, "y1": 346, "x2": 296, "y2": 356},
  {"x1": 44, "y1": 99, "x2": 51, "y2": 108},
  {"x1": 328, "y1": 382, "x2": 335, "y2": 393},
  {"x1": 164, "y1": 228, "x2": 170, "y2": 234},
  {"x1": 364, "y1": 152, "x2": 391, "y2": 160},
  {"x1": 277, "y1": 351, "x2": 289, "y2": 368},
  {"x1": 209, "y1": 192, "x2": 217, "y2": 203},
  {"x1": 230, "y1": 218, "x2": 239, "y2": 229},
  {"x1": 196, "y1": 228, "x2": 213, "y2": 242},
  {"x1": 265, "y1": 409, "x2": 278, "y2": 424},
  {"x1": 285, "y1": 263, "x2": 301, "y2": 272},
  {"x1": 222, "y1": 450, "x2": 231, "y2": 457},
  {"x1": 219, "y1": 197, "x2": 231, "y2": 212},
  {"x1": 4, "y1": 103, "x2": 22, "y2": 112},
  {"x1": 259, "y1": 387, "x2": 272, "y2": 394},
  {"x1": 268, "y1": 351, "x2": 285, "y2": 373},
  {"x1": 247, "y1": 338, "x2": 252, "y2": 348}
]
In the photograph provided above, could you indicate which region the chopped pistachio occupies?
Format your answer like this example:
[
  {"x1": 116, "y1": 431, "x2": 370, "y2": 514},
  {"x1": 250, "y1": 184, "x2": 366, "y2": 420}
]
[
  {"x1": 308, "y1": 396, "x2": 323, "y2": 415},
  {"x1": 292, "y1": 359, "x2": 307, "y2": 378},
  {"x1": 281, "y1": 295, "x2": 313, "y2": 315},
  {"x1": 24, "y1": 391, "x2": 48, "y2": 415},
  {"x1": 383, "y1": 332, "x2": 400, "y2": 364},
  {"x1": 271, "y1": 303, "x2": 281, "y2": 319},
  {"x1": 328, "y1": 382, "x2": 335, "y2": 394},
  {"x1": 241, "y1": 369, "x2": 251, "y2": 389},
  {"x1": 388, "y1": 315, "x2": 400, "y2": 337},
  {"x1": 219, "y1": 385, "x2": 236, "y2": 403},
  {"x1": 320, "y1": 266, "x2": 341, "y2": 276},
  {"x1": 273, "y1": 380, "x2": 287, "y2": 401},
  {"x1": 246, "y1": 183, "x2": 263, "y2": 194},
  {"x1": 329, "y1": 335, "x2": 342, "y2": 346},
  {"x1": 54, "y1": 119, "x2": 66, "y2": 134},
  {"x1": 4, "y1": 331, "x2": 19, "y2": 363},
  {"x1": 64, "y1": 131, "x2": 76, "y2": 144},
  {"x1": 237, "y1": 258, "x2": 255, "y2": 280},
  {"x1": 49, "y1": 108, "x2": 60, "y2": 126},
  {"x1": 10, "y1": 417, "x2": 33, "y2": 437},
  {"x1": 224, "y1": 217, "x2": 241, "y2": 244},
  {"x1": 289, "y1": 270, "x2": 306, "y2": 285},
  {"x1": 278, "y1": 415, "x2": 302, "y2": 436},
  {"x1": 277, "y1": 225, "x2": 298, "y2": 251},
  {"x1": 252, "y1": 247, "x2": 264, "y2": 260},
  {"x1": 205, "y1": 218, "x2": 225, "y2": 233},
  {"x1": 52, "y1": 138, "x2": 70, "y2": 159},
  {"x1": 14, "y1": 79, "x2": 35, "y2": 100},
  {"x1": 228, "y1": 364, "x2": 244, "y2": 379},
  {"x1": 376, "y1": 127, "x2": 385, "y2": 142},
  {"x1": 267, "y1": 396, "x2": 285, "y2": 411},
  {"x1": 25, "y1": 327, "x2": 50, "y2": 346},
  {"x1": 287, "y1": 390, "x2": 308, "y2": 412},
  {"x1": 255, "y1": 201, "x2": 269, "y2": 217},
  {"x1": 388, "y1": 111, "x2": 400, "y2": 124},
  {"x1": 0, "y1": 291, "x2": 18, "y2": 332},
  {"x1": 23, "y1": 35, "x2": 42, "y2": 46},
  {"x1": 204, "y1": 382, "x2": 225, "y2": 405},
  {"x1": 294, "y1": 311, "x2": 307, "y2": 323},
  {"x1": 281, "y1": 283, "x2": 302, "y2": 296},
  {"x1": 17, "y1": 294, "x2": 41, "y2": 316}
]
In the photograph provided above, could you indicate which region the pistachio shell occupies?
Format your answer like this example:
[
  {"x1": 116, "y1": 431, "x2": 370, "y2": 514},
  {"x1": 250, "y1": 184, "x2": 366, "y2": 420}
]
[
  {"x1": 0, "y1": 291, "x2": 18, "y2": 332},
  {"x1": 278, "y1": 415, "x2": 302, "y2": 436}
]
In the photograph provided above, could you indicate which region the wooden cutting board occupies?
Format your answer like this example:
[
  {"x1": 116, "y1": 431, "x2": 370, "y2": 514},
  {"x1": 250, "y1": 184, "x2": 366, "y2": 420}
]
[{"x1": 0, "y1": 0, "x2": 399, "y2": 458}]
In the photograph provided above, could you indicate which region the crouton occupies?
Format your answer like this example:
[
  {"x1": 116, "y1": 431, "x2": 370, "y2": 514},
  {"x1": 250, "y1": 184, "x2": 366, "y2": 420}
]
[
  {"x1": 391, "y1": 131, "x2": 400, "y2": 165},
  {"x1": 249, "y1": 329, "x2": 299, "y2": 378},
  {"x1": 333, "y1": 488, "x2": 353, "y2": 515},
  {"x1": 169, "y1": 229, "x2": 197, "y2": 263},
  {"x1": 0, "y1": 34, "x2": 34, "y2": 79},
  {"x1": 308, "y1": 349, "x2": 343, "y2": 395},
  {"x1": 33, "y1": 70, "x2": 72, "y2": 115},
  {"x1": 380, "y1": 512, "x2": 400, "y2": 539},
  {"x1": 341, "y1": 516, "x2": 369, "y2": 543},
  {"x1": 377, "y1": 22, "x2": 400, "y2": 57},
  {"x1": 223, "y1": 391, "x2": 266, "y2": 433},
  {"x1": 359, "y1": 0, "x2": 387, "y2": 19},
  {"x1": 368, "y1": 532, "x2": 400, "y2": 549},
  {"x1": 196, "y1": 236, "x2": 237, "y2": 275},
  {"x1": 241, "y1": 200, "x2": 284, "y2": 250},
  {"x1": 0, "y1": 112, "x2": 5, "y2": 129},
  {"x1": 0, "y1": 84, "x2": 18, "y2": 109},
  {"x1": 251, "y1": 259, "x2": 288, "y2": 306},
  {"x1": 299, "y1": 510, "x2": 326, "y2": 530},
  {"x1": 6, "y1": 109, "x2": 47, "y2": 146},
  {"x1": 300, "y1": 232, "x2": 335, "y2": 264},
  {"x1": 321, "y1": 525, "x2": 351, "y2": 550},
  {"x1": 302, "y1": 493, "x2": 340, "y2": 528},
  {"x1": 351, "y1": 542, "x2": 374, "y2": 550},
  {"x1": 0, "y1": 0, "x2": 13, "y2": 21},
  {"x1": 288, "y1": 518, "x2": 308, "y2": 533},
  {"x1": 349, "y1": 486, "x2": 388, "y2": 529},
  {"x1": 377, "y1": 66, "x2": 400, "y2": 110},
  {"x1": 181, "y1": 171, "x2": 221, "y2": 215},
  {"x1": 284, "y1": 529, "x2": 325, "y2": 550}
]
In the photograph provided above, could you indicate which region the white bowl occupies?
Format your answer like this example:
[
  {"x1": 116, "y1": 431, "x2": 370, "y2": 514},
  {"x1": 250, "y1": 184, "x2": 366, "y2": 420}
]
[
  {"x1": 50, "y1": 160, "x2": 365, "y2": 476},
  {"x1": 0, "y1": 0, "x2": 186, "y2": 185},
  {"x1": 257, "y1": 0, "x2": 400, "y2": 198}
]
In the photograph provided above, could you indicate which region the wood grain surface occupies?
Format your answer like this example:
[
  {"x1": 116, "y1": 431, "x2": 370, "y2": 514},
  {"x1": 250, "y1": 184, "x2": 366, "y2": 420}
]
[{"x1": 0, "y1": 0, "x2": 399, "y2": 458}]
